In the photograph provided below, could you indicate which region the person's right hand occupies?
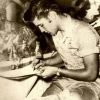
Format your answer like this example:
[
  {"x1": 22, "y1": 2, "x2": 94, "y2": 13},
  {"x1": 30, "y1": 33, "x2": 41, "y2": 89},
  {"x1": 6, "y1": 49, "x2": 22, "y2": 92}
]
[
  {"x1": 35, "y1": 66, "x2": 58, "y2": 78},
  {"x1": 34, "y1": 60, "x2": 46, "y2": 69},
  {"x1": 32, "y1": 58, "x2": 40, "y2": 69}
]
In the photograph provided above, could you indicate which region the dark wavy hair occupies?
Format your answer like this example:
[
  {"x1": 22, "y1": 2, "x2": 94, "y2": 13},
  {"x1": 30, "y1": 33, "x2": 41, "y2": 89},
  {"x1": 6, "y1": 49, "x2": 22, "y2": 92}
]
[
  {"x1": 24, "y1": 0, "x2": 91, "y2": 21},
  {"x1": 24, "y1": 0, "x2": 64, "y2": 21}
]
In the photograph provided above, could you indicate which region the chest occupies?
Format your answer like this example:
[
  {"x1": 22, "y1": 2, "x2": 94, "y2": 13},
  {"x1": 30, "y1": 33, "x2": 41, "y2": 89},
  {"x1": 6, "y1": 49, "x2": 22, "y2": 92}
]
[
  {"x1": 53, "y1": 31, "x2": 79, "y2": 53},
  {"x1": 53, "y1": 31, "x2": 84, "y2": 69}
]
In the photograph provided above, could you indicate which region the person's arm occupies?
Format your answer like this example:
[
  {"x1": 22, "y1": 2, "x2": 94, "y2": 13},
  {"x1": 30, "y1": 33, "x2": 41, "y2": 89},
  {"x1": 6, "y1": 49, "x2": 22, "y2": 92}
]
[
  {"x1": 33, "y1": 52, "x2": 64, "y2": 69},
  {"x1": 37, "y1": 53, "x2": 99, "y2": 82},
  {"x1": 58, "y1": 53, "x2": 99, "y2": 81},
  {"x1": 43, "y1": 52, "x2": 64, "y2": 66}
]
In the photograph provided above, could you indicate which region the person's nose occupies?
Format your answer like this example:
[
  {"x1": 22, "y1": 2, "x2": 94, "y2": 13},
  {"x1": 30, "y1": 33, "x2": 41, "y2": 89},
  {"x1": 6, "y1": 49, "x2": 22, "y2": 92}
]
[{"x1": 39, "y1": 26, "x2": 45, "y2": 32}]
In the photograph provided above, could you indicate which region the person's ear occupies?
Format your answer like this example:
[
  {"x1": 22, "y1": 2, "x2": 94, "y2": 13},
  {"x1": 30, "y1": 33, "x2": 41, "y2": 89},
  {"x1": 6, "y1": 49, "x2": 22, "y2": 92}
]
[{"x1": 48, "y1": 11, "x2": 57, "y2": 22}]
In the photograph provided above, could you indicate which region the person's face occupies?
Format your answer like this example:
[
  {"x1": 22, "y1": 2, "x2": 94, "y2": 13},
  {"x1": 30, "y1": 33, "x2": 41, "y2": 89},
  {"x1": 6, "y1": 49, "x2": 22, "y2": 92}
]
[{"x1": 33, "y1": 13, "x2": 59, "y2": 36}]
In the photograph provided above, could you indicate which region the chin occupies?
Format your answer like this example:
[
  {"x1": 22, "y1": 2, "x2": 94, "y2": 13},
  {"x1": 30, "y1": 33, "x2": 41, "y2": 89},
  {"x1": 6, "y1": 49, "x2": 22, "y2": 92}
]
[
  {"x1": 47, "y1": 31, "x2": 55, "y2": 36},
  {"x1": 85, "y1": 16, "x2": 94, "y2": 22}
]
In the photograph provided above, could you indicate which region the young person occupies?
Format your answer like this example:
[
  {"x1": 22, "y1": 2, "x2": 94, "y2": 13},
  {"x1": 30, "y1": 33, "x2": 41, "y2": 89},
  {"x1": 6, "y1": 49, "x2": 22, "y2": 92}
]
[{"x1": 29, "y1": 0, "x2": 100, "y2": 100}]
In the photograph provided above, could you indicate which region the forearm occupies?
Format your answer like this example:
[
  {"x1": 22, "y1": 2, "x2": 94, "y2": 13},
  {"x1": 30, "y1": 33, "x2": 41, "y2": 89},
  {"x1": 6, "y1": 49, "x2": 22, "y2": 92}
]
[
  {"x1": 57, "y1": 54, "x2": 99, "y2": 82},
  {"x1": 58, "y1": 67, "x2": 98, "y2": 82},
  {"x1": 43, "y1": 52, "x2": 64, "y2": 67}
]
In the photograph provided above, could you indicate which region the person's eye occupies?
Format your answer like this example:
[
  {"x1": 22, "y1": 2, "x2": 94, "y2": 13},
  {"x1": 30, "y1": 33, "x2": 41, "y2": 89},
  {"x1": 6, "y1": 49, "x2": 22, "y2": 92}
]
[{"x1": 38, "y1": 24, "x2": 43, "y2": 27}]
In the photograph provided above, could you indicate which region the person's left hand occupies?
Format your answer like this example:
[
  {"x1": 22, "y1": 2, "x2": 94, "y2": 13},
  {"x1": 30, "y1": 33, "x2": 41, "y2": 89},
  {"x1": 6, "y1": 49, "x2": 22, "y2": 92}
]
[{"x1": 35, "y1": 66, "x2": 58, "y2": 78}]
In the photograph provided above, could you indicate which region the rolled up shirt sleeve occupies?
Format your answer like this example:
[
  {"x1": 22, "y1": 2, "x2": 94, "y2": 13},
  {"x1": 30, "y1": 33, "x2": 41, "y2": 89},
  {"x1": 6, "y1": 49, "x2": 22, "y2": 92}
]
[{"x1": 78, "y1": 24, "x2": 100, "y2": 57}]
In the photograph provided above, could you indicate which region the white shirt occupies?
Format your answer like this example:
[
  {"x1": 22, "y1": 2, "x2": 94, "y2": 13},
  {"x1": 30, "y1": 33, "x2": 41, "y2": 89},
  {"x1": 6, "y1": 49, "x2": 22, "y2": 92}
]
[{"x1": 53, "y1": 15, "x2": 100, "y2": 69}]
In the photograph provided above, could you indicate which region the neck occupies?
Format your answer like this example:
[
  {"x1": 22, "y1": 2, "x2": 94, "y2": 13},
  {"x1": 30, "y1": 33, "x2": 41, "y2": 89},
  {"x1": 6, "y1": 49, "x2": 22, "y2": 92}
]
[{"x1": 58, "y1": 14, "x2": 71, "y2": 32}]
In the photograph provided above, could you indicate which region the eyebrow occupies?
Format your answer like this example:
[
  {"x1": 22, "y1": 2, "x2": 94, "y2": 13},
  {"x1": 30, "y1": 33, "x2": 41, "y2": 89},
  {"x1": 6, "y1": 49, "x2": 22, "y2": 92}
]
[{"x1": 37, "y1": 24, "x2": 43, "y2": 27}]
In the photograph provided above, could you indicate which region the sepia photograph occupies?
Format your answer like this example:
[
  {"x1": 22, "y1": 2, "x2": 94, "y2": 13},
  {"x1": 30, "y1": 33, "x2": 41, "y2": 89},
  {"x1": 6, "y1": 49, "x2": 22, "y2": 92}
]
[{"x1": 0, "y1": 0, "x2": 100, "y2": 100}]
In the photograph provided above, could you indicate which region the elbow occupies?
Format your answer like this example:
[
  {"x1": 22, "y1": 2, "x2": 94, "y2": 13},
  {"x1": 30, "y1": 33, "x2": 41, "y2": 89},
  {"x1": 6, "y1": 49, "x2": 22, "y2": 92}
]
[
  {"x1": 87, "y1": 75, "x2": 97, "y2": 82},
  {"x1": 85, "y1": 71, "x2": 98, "y2": 82}
]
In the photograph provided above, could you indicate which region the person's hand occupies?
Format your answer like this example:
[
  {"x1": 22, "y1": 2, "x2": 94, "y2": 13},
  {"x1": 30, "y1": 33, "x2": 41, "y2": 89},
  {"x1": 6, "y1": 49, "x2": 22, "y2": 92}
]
[
  {"x1": 36, "y1": 66, "x2": 58, "y2": 78},
  {"x1": 32, "y1": 58, "x2": 40, "y2": 70},
  {"x1": 34, "y1": 60, "x2": 46, "y2": 69}
]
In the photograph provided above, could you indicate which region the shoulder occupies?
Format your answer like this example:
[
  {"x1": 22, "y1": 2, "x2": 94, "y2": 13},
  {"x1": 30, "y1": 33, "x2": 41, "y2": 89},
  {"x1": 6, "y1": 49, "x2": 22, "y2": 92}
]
[
  {"x1": 75, "y1": 20, "x2": 99, "y2": 40},
  {"x1": 76, "y1": 22, "x2": 100, "y2": 57}
]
